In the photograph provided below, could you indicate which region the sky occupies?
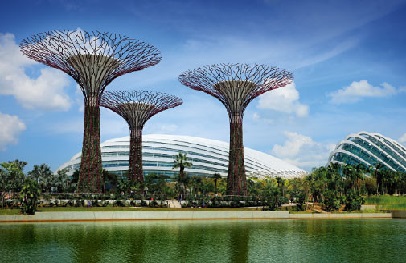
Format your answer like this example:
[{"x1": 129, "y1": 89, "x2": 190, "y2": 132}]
[{"x1": 1, "y1": 0, "x2": 406, "y2": 173}]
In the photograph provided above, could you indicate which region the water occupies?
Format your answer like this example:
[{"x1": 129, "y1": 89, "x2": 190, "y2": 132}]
[{"x1": 0, "y1": 219, "x2": 405, "y2": 263}]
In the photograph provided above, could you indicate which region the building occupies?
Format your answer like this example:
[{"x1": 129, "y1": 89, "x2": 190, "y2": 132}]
[
  {"x1": 328, "y1": 131, "x2": 406, "y2": 172},
  {"x1": 58, "y1": 134, "x2": 307, "y2": 178}
]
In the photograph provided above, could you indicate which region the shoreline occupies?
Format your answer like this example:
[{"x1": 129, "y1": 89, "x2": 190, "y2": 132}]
[{"x1": 0, "y1": 211, "x2": 394, "y2": 223}]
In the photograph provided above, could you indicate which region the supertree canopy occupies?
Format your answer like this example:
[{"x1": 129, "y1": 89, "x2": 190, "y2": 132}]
[
  {"x1": 20, "y1": 30, "x2": 161, "y2": 193},
  {"x1": 100, "y1": 90, "x2": 182, "y2": 183},
  {"x1": 179, "y1": 63, "x2": 293, "y2": 195}
]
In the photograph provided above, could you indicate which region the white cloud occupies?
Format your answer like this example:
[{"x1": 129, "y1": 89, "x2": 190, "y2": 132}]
[
  {"x1": 48, "y1": 118, "x2": 83, "y2": 134},
  {"x1": 0, "y1": 112, "x2": 26, "y2": 150},
  {"x1": 399, "y1": 133, "x2": 406, "y2": 145},
  {"x1": 0, "y1": 33, "x2": 71, "y2": 110},
  {"x1": 271, "y1": 132, "x2": 336, "y2": 171},
  {"x1": 257, "y1": 82, "x2": 309, "y2": 117},
  {"x1": 100, "y1": 109, "x2": 129, "y2": 138},
  {"x1": 328, "y1": 80, "x2": 401, "y2": 104}
]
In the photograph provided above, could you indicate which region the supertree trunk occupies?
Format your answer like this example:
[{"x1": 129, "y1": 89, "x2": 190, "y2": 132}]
[
  {"x1": 178, "y1": 64, "x2": 293, "y2": 196},
  {"x1": 227, "y1": 114, "x2": 247, "y2": 195},
  {"x1": 100, "y1": 90, "x2": 182, "y2": 184},
  {"x1": 20, "y1": 30, "x2": 162, "y2": 194},
  {"x1": 129, "y1": 127, "x2": 143, "y2": 184},
  {"x1": 78, "y1": 96, "x2": 102, "y2": 193}
]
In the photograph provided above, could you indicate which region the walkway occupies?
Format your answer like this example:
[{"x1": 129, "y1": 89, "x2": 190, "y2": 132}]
[
  {"x1": 0, "y1": 211, "x2": 392, "y2": 222},
  {"x1": 167, "y1": 199, "x2": 182, "y2": 209}
]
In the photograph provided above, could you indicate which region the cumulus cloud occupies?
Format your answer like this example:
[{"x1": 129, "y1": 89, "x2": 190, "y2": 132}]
[
  {"x1": 0, "y1": 112, "x2": 26, "y2": 150},
  {"x1": 257, "y1": 82, "x2": 309, "y2": 117},
  {"x1": 399, "y1": 133, "x2": 406, "y2": 145},
  {"x1": 0, "y1": 33, "x2": 71, "y2": 110},
  {"x1": 328, "y1": 80, "x2": 402, "y2": 104},
  {"x1": 271, "y1": 132, "x2": 336, "y2": 171}
]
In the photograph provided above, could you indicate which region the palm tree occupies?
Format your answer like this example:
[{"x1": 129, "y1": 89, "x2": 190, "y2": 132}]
[
  {"x1": 212, "y1": 173, "x2": 222, "y2": 195},
  {"x1": 28, "y1": 164, "x2": 52, "y2": 193},
  {"x1": 55, "y1": 168, "x2": 70, "y2": 193},
  {"x1": 173, "y1": 152, "x2": 192, "y2": 198},
  {"x1": 373, "y1": 163, "x2": 384, "y2": 195}
]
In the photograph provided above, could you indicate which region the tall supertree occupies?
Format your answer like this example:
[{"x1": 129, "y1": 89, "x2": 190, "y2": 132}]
[
  {"x1": 179, "y1": 63, "x2": 293, "y2": 196},
  {"x1": 100, "y1": 90, "x2": 182, "y2": 184},
  {"x1": 20, "y1": 30, "x2": 161, "y2": 193}
]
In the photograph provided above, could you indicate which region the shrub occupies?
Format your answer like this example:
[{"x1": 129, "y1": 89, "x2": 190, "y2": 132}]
[{"x1": 20, "y1": 178, "x2": 40, "y2": 215}]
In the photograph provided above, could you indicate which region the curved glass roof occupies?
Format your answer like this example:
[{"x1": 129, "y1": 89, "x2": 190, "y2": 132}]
[
  {"x1": 59, "y1": 134, "x2": 307, "y2": 178},
  {"x1": 328, "y1": 131, "x2": 406, "y2": 172}
]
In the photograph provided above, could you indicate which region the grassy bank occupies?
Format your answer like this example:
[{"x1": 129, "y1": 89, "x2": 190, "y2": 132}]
[
  {"x1": 0, "y1": 207, "x2": 260, "y2": 215},
  {"x1": 1, "y1": 196, "x2": 404, "y2": 216},
  {"x1": 364, "y1": 195, "x2": 406, "y2": 210}
]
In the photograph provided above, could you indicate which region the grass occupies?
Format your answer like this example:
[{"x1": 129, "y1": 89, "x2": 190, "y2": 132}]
[
  {"x1": 36, "y1": 207, "x2": 260, "y2": 212},
  {"x1": 1, "y1": 195, "x2": 404, "y2": 215},
  {"x1": 0, "y1": 209, "x2": 20, "y2": 215},
  {"x1": 0, "y1": 206, "x2": 260, "y2": 215},
  {"x1": 364, "y1": 195, "x2": 406, "y2": 211}
]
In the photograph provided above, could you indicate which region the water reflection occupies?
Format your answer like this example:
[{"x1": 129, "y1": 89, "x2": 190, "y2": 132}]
[
  {"x1": 0, "y1": 220, "x2": 405, "y2": 263},
  {"x1": 229, "y1": 224, "x2": 250, "y2": 263}
]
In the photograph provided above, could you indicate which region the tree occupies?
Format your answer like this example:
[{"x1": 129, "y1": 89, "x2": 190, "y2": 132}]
[
  {"x1": 0, "y1": 160, "x2": 27, "y2": 203},
  {"x1": 179, "y1": 63, "x2": 292, "y2": 196},
  {"x1": 103, "y1": 170, "x2": 118, "y2": 193},
  {"x1": 28, "y1": 164, "x2": 53, "y2": 193},
  {"x1": 54, "y1": 168, "x2": 70, "y2": 193},
  {"x1": 212, "y1": 173, "x2": 222, "y2": 195},
  {"x1": 144, "y1": 173, "x2": 171, "y2": 204},
  {"x1": 0, "y1": 168, "x2": 7, "y2": 208},
  {"x1": 189, "y1": 176, "x2": 203, "y2": 198},
  {"x1": 21, "y1": 30, "x2": 162, "y2": 193},
  {"x1": 173, "y1": 152, "x2": 192, "y2": 198},
  {"x1": 100, "y1": 90, "x2": 182, "y2": 184},
  {"x1": 20, "y1": 178, "x2": 40, "y2": 215},
  {"x1": 373, "y1": 163, "x2": 384, "y2": 195}
]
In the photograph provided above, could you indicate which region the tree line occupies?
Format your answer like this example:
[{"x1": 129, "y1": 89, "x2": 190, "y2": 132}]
[{"x1": 1, "y1": 158, "x2": 405, "y2": 214}]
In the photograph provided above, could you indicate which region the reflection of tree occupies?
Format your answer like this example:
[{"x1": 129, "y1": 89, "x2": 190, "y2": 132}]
[
  {"x1": 125, "y1": 227, "x2": 147, "y2": 263},
  {"x1": 229, "y1": 224, "x2": 250, "y2": 263},
  {"x1": 69, "y1": 224, "x2": 104, "y2": 263},
  {"x1": 96, "y1": 224, "x2": 148, "y2": 263}
]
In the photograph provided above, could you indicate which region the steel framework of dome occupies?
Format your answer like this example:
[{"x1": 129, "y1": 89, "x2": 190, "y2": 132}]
[{"x1": 328, "y1": 131, "x2": 406, "y2": 172}]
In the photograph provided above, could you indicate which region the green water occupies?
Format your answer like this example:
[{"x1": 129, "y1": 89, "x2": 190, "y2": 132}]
[{"x1": 0, "y1": 219, "x2": 404, "y2": 263}]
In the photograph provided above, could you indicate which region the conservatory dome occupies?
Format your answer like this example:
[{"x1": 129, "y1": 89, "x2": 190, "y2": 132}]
[
  {"x1": 58, "y1": 134, "x2": 307, "y2": 178},
  {"x1": 328, "y1": 131, "x2": 406, "y2": 172}
]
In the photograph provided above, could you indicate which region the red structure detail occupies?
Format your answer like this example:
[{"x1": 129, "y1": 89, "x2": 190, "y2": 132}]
[
  {"x1": 100, "y1": 90, "x2": 182, "y2": 184},
  {"x1": 20, "y1": 30, "x2": 161, "y2": 193},
  {"x1": 179, "y1": 63, "x2": 293, "y2": 196}
]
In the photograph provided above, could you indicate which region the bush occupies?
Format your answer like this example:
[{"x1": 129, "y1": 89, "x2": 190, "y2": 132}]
[
  {"x1": 322, "y1": 190, "x2": 342, "y2": 212},
  {"x1": 345, "y1": 192, "x2": 364, "y2": 211},
  {"x1": 20, "y1": 178, "x2": 40, "y2": 215}
]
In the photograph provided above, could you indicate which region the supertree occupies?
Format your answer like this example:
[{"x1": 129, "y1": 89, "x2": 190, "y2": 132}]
[
  {"x1": 20, "y1": 30, "x2": 161, "y2": 193},
  {"x1": 100, "y1": 90, "x2": 182, "y2": 184},
  {"x1": 179, "y1": 63, "x2": 293, "y2": 195}
]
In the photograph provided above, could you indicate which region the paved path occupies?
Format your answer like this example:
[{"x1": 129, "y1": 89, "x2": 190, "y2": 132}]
[
  {"x1": 167, "y1": 200, "x2": 182, "y2": 209},
  {"x1": 0, "y1": 211, "x2": 392, "y2": 222}
]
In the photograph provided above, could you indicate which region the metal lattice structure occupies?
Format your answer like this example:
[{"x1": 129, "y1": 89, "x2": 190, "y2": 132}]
[
  {"x1": 179, "y1": 63, "x2": 293, "y2": 195},
  {"x1": 20, "y1": 30, "x2": 161, "y2": 193},
  {"x1": 329, "y1": 131, "x2": 406, "y2": 172},
  {"x1": 100, "y1": 90, "x2": 182, "y2": 183}
]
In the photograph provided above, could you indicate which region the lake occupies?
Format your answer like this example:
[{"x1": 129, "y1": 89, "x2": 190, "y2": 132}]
[{"x1": 0, "y1": 219, "x2": 405, "y2": 263}]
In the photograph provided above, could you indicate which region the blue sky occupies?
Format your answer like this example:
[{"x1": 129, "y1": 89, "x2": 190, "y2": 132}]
[{"x1": 1, "y1": 0, "x2": 406, "y2": 172}]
